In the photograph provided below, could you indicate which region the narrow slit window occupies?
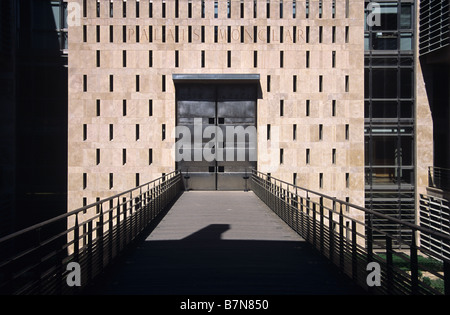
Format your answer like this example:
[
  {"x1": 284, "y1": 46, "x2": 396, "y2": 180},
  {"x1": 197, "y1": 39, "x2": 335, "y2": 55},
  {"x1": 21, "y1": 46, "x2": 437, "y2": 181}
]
[
  {"x1": 83, "y1": 173, "x2": 87, "y2": 189},
  {"x1": 280, "y1": 100, "x2": 284, "y2": 116},
  {"x1": 83, "y1": 75, "x2": 87, "y2": 92},
  {"x1": 149, "y1": 100, "x2": 153, "y2": 116},
  {"x1": 319, "y1": 26, "x2": 322, "y2": 43},
  {"x1": 306, "y1": 26, "x2": 310, "y2": 43},
  {"x1": 319, "y1": 173, "x2": 323, "y2": 188},
  {"x1": 201, "y1": 26, "x2": 205, "y2": 43},
  {"x1": 123, "y1": 25, "x2": 127, "y2": 42},
  {"x1": 83, "y1": 0, "x2": 87, "y2": 17},
  {"x1": 109, "y1": 173, "x2": 114, "y2": 189},
  {"x1": 240, "y1": 0, "x2": 244, "y2": 18},
  {"x1": 175, "y1": 26, "x2": 179, "y2": 43},
  {"x1": 175, "y1": 50, "x2": 179, "y2": 68},
  {"x1": 110, "y1": 0, "x2": 114, "y2": 17},
  {"x1": 83, "y1": 124, "x2": 87, "y2": 141},
  {"x1": 96, "y1": 148, "x2": 100, "y2": 165},
  {"x1": 122, "y1": 0, "x2": 127, "y2": 17},
  {"x1": 149, "y1": 0, "x2": 153, "y2": 17},
  {"x1": 306, "y1": 149, "x2": 310, "y2": 164},
  {"x1": 123, "y1": 148, "x2": 127, "y2": 165},
  {"x1": 187, "y1": 0, "x2": 192, "y2": 17},
  {"x1": 149, "y1": 50, "x2": 153, "y2": 67},
  {"x1": 175, "y1": 0, "x2": 179, "y2": 17},
  {"x1": 306, "y1": 100, "x2": 310, "y2": 116},
  {"x1": 109, "y1": 75, "x2": 114, "y2": 92},
  {"x1": 162, "y1": 0, "x2": 166, "y2": 18},
  {"x1": 109, "y1": 124, "x2": 113, "y2": 141},
  {"x1": 109, "y1": 25, "x2": 114, "y2": 42},
  {"x1": 332, "y1": 26, "x2": 336, "y2": 43},
  {"x1": 267, "y1": 75, "x2": 271, "y2": 92},
  {"x1": 227, "y1": 51, "x2": 231, "y2": 67},
  {"x1": 162, "y1": 124, "x2": 166, "y2": 140},
  {"x1": 162, "y1": 75, "x2": 166, "y2": 92},
  {"x1": 136, "y1": 0, "x2": 140, "y2": 17},
  {"x1": 123, "y1": 99, "x2": 127, "y2": 116},
  {"x1": 345, "y1": 124, "x2": 349, "y2": 140},
  {"x1": 319, "y1": 124, "x2": 323, "y2": 140},
  {"x1": 96, "y1": 100, "x2": 100, "y2": 116},
  {"x1": 306, "y1": 0, "x2": 309, "y2": 18},
  {"x1": 267, "y1": 124, "x2": 271, "y2": 140},
  {"x1": 332, "y1": 51, "x2": 336, "y2": 68},
  {"x1": 345, "y1": 26, "x2": 349, "y2": 43},
  {"x1": 293, "y1": 173, "x2": 297, "y2": 186},
  {"x1": 280, "y1": 148, "x2": 284, "y2": 164},
  {"x1": 253, "y1": 51, "x2": 258, "y2": 68},
  {"x1": 319, "y1": 0, "x2": 322, "y2": 18},
  {"x1": 162, "y1": 25, "x2": 166, "y2": 43},
  {"x1": 280, "y1": 50, "x2": 284, "y2": 68},
  {"x1": 201, "y1": 50, "x2": 205, "y2": 68},
  {"x1": 83, "y1": 25, "x2": 87, "y2": 42},
  {"x1": 253, "y1": 0, "x2": 257, "y2": 18},
  {"x1": 293, "y1": 0, "x2": 296, "y2": 18},
  {"x1": 136, "y1": 173, "x2": 140, "y2": 187},
  {"x1": 293, "y1": 124, "x2": 297, "y2": 140},
  {"x1": 280, "y1": 0, "x2": 283, "y2": 18},
  {"x1": 201, "y1": 0, "x2": 205, "y2": 18},
  {"x1": 266, "y1": 0, "x2": 270, "y2": 18},
  {"x1": 345, "y1": 75, "x2": 349, "y2": 92},
  {"x1": 345, "y1": 173, "x2": 349, "y2": 188},
  {"x1": 136, "y1": 25, "x2": 140, "y2": 42},
  {"x1": 123, "y1": 50, "x2": 127, "y2": 67},
  {"x1": 319, "y1": 75, "x2": 323, "y2": 92},
  {"x1": 306, "y1": 51, "x2": 310, "y2": 68},
  {"x1": 332, "y1": 148, "x2": 336, "y2": 164},
  {"x1": 267, "y1": 26, "x2": 270, "y2": 43},
  {"x1": 149, "y1": 148, "x2": 153, "y2": 165},
  {"x1": 149, "y1": 26, "x2": 153, "y2": 42},
  {"x1": 332, "y1": 100, "x2": 336, "y2": 117},
  {"x1": 136, "y1": 124, "x2": 140, "y2": 141},
  {"x1": 96, "y1": 25, "x2": 100, "y2": 42},
  {"x1": 293, "y1": 75, "x2": 297, "y2": 92}
]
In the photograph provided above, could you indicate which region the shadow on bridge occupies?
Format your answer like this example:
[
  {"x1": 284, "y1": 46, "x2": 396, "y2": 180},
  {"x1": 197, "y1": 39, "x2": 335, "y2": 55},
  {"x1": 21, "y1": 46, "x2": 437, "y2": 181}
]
[{"x1": 84, "y1": 196, "x2": 366, "y2": 295}]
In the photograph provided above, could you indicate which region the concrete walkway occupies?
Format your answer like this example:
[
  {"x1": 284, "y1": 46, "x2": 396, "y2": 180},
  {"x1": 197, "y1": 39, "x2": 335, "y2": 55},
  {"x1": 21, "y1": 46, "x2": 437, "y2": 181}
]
[{"x1": 88, "y1": 191, "x2": 366, "y2": 295}]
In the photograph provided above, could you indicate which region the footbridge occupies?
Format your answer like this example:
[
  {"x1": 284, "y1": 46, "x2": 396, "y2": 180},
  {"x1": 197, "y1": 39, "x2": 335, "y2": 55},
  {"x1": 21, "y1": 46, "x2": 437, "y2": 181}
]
[{"x1": 1, "y1": 170, "x2": 449, "y2": 295}]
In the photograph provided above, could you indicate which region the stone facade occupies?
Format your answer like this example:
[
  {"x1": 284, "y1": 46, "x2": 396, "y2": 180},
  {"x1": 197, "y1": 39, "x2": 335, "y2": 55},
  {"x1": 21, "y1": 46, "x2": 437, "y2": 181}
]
[{"x1": 68, "y1": 0, "x2": 369, "y2": 224}]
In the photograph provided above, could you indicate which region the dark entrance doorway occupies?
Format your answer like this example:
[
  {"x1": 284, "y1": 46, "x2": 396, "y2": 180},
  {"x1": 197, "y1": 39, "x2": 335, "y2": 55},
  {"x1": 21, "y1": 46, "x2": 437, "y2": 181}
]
[{"x1": 175, "y1": 83, "x2": 257, "y2": 190}]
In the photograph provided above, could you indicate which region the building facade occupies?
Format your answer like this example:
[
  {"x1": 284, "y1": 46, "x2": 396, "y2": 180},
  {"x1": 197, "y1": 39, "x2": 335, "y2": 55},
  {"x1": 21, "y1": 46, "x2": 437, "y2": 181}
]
[{"x1": 67, "y1": 0, "x2": 432, "y2": 240}]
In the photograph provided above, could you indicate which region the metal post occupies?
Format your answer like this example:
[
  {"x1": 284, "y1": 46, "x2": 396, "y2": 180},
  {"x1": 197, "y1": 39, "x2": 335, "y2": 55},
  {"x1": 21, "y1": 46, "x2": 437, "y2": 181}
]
[
  {"x1": 329, "y1": 202, "x2": 334, "y2": 262},
  {"x1": 386, "y1": 236, "x2": 393, "y2": 294},
  {"x1": 339, "y1": 204, "x2": 344, "y2": 269},
  {"x1": 320, "y1": 197, "x2": 324, "y2": 254},
  {"x1": 410, "y1": 231, "x2": 419, "y2": 295},
  {"x1": 352, "y1": 220, "x2": 357, "y2": 282}
]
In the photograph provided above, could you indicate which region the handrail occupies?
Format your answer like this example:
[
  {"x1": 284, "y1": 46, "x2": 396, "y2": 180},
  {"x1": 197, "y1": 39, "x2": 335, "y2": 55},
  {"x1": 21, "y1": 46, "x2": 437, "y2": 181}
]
[
  {"x1": 252, "y1": 169, "x2": 450, "y2": 243},
  {"x1": 0, "y1": 170, "x2": 183, "y2": 295},
  {"x1": 250, "y1": 169, "x2": 450, "y2": 295}
]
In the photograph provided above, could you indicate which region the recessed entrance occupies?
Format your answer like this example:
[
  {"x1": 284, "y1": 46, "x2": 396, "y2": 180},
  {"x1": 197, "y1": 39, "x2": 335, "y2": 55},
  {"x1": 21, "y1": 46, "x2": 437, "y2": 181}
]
[{"x1": 175, "y1": 81, "x2": 257, "y2": 191}]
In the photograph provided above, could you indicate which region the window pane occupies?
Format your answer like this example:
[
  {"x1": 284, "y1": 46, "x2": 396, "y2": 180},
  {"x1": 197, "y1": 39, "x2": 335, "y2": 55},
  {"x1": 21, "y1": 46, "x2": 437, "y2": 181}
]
[
  {"x1": 372, "y1": 69, "x2": 397, "y2": 98},
  {"x1": 373, "y1": 3, "x2": 398, "y2": 31},
  {"x1": 372, "y1": 101, "x2": 397, "y2": 118},
  {"x1": 400, "y1": 33, "x2": 412, "y2": 50},
  {"x1": 372, "y1": 32, "x2": 398, "y2": 50},
  {"x1": 400, "y1": 4, "x2": 412, "y2": 29}
]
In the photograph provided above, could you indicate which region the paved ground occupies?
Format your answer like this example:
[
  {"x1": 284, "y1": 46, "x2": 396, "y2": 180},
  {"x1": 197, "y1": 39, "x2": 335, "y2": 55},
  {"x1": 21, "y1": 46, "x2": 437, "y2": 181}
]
[{"x1": 87, "y1": 191, "x2": 366, "y2": 295}]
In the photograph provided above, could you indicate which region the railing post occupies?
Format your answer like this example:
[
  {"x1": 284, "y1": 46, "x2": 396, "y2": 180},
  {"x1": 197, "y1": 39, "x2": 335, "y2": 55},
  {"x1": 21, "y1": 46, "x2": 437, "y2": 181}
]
[
  {"x1": 339, "y1": 204, "x2": 344, "y2": 269},
  {"x1": 87, "y1": 220, "x2": 93, "y2": 283},
  {"x1": 386, "y1": 236, "x2": 393, "y2": 294},
  {"x1": 312, "y1": 201, "x2": 317, "y2": 249},
  {"x1": 329, "y1": 201, "x2": 334, "y2": 263},
  {"x1": 97, "y1": 203, "x2": 104, "y2": 272},
  {"x1": 320, "y1": 197, "x2": 324, "y2": 254},
  {"x1": 410, "y1": 231, "x2": 419, "y2": 295},
  {"x1": 352, "y1": 220, "x2": 358, "y2": 282}
]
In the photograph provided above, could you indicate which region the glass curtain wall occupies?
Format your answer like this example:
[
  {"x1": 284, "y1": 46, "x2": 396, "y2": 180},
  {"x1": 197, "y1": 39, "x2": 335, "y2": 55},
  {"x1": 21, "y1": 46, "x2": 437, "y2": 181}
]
[{"x1": 364, "y1": 0, "x2": 415, "y2": 245}]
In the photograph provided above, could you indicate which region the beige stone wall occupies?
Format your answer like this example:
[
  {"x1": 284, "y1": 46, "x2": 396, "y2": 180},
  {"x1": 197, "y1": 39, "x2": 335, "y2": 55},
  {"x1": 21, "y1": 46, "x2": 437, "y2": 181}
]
[{"x1": 67, "y1": 0, "x2": 366, "y2": 218}]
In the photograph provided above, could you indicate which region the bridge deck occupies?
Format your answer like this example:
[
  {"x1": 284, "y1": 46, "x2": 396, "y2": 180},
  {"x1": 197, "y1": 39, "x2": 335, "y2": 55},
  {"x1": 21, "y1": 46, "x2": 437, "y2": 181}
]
[{"x1": 87, "y1": 191, "x2": 366, "y2": 295}]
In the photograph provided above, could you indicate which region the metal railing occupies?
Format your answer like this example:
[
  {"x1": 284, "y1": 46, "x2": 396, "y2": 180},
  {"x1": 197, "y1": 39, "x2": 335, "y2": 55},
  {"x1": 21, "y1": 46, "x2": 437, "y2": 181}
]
[
  {"x1": 250, "y1": 169, "x2": 450, "y2": 295},
  {"x1": 428, "y1": 166, "x2": 450, "y2": 191},
  {"x1": 0, "y1": 171, "x2": 183, "y2": 295}
]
